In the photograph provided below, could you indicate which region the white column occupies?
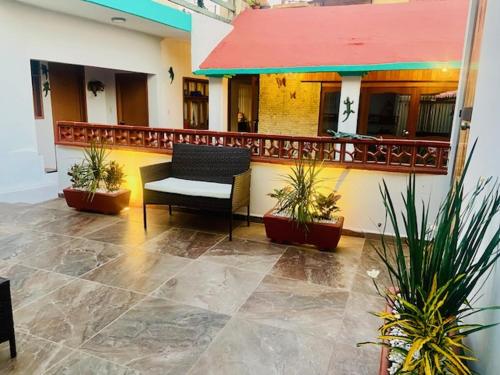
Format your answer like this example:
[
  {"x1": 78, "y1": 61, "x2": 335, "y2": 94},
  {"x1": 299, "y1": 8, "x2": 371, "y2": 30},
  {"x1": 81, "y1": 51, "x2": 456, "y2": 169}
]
[
  {"x1": 338, "y1": 75, "x2": 362, "y2": 134},
  {"x1": 208, "y1": 77, "x2": 229, "y2": 132}
]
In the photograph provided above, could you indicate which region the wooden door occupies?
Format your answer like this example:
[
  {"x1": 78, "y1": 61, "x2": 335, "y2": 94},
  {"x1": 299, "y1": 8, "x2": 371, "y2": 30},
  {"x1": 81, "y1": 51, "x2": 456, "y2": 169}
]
[
  {"x1": 115, "y1": 73, "x2": 149, "y2": 126},
  {"x1": 49, "y1": 62, "x2": 87, "y2": 130}
]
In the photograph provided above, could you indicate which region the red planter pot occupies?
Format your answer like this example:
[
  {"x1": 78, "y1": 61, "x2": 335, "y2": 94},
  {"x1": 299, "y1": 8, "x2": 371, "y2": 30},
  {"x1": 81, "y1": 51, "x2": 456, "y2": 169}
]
[
  {"x1": 263, "y1": 210, "x2": 344, "y2": 250},
  {"x1": 63, "y1": 188, "x2": 130, "y2": 215}
]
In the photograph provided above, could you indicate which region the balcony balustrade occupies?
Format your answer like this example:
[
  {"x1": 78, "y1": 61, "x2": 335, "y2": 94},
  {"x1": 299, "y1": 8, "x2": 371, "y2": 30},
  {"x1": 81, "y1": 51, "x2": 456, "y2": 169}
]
[{"x1": 56, "y1": 121, "x2": 450, "y2": 174}]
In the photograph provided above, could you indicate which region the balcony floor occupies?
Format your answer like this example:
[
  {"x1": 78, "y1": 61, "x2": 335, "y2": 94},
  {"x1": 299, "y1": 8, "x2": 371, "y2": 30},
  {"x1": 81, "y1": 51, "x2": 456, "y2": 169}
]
[{"x1": 0, "y1": 199, "x2": 386, "y2": 375}]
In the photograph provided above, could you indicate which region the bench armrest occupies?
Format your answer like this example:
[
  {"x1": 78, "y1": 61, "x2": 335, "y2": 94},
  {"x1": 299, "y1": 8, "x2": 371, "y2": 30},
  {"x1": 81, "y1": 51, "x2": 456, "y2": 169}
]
[
  {"x1": 232, "y1": 169, "x2": 251, "y2": 210},
  {"x1": 140, "y1": 162, "x2": 172, "y2": 185}
]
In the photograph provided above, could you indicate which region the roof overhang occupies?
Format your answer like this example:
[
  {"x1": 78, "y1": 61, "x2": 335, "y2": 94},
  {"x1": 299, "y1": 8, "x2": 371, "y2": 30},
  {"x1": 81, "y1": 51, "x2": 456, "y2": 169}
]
[
  {"x1": 16, "y1": 0, "x2": 191, "y2": 38},
  {"x1": 197, "y1": 0, "x2": 469, "y2": 76}
]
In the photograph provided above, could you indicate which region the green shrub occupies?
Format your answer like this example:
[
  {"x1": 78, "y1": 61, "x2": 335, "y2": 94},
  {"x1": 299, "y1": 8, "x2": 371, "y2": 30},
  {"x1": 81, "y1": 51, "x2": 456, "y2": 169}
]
[{"x1": 104, "y1": 161, "x2": 125, "y2": 192}]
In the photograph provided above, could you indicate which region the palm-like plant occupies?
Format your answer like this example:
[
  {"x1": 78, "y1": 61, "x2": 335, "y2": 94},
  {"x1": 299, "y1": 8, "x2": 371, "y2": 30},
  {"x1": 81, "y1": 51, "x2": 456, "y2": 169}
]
[
  {"x1": 67, "y1": 141, "x2": 125, "y2": 199},
  {"x1": 376, "y1": 141, "x2": 499, "y2": 316},
  {"x1": 82, "y1": 141, "x2": 108, "y2": 195},
  {"x1": 366, "y1": 141, "x2": 500, "y2": 374},
  {"x1": 269, "y1": 159, "x2": 322, "y2": 228}
]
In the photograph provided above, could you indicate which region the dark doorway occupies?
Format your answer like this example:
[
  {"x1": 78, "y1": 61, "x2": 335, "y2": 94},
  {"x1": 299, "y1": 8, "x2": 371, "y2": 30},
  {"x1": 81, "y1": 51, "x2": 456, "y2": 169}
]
[
  {"x1": 115, "y1": 73, "x2": 149, "y2": 126},
  {"x1": 228, "y1": 75, "x2": 259, "y2": 132}
]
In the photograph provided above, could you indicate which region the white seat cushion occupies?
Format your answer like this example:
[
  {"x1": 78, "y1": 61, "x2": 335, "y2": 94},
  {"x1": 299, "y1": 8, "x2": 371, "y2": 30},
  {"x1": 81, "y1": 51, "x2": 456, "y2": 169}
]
[{"x1": 144, "y1": 177, "x2": 232, "y2": 199}]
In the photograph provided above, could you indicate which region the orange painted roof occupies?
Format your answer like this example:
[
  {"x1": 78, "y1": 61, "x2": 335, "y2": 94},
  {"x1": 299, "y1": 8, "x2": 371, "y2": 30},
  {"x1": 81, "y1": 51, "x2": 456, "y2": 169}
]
[{"x1": 197, "y1": 0, "x2": 469, "y2": 75}]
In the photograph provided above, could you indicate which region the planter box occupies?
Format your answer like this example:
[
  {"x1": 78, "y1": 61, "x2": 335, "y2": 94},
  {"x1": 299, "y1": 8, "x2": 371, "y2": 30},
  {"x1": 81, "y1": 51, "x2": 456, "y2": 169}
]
[
  {"x1": 263, "y1": 210, "x2": 343, "y2": 250},
  {"x1": 63, "y1": 188, "x2": 130, "y2": 215}
]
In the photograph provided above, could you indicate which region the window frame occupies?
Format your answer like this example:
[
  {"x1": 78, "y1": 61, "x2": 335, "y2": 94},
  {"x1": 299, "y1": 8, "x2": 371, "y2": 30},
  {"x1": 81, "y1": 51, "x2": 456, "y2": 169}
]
[
  {"x1": 31, "y1": 61, "x2": 44, "y2": 120},
  {"x1": 358, "y1": 85, "x2": 457, "y2": 140},
  {"x1": 318, "y1": 83, "x2": 341, "y2": 136}
]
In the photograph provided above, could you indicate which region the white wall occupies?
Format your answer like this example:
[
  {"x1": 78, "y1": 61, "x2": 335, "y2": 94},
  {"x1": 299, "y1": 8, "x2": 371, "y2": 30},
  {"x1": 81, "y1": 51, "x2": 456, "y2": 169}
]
[
  {"x1": 208, "y1": 77, "x2": 229, "y2": 131},
  {"x1": 56, "y1": 145, "x2": 449, "y2": 236},
  {"x1": 84, "y1": 66, "x2": 118, "y2": 124},
  {"x1": 463, "y1": 0, "x2": 500, "y2": 373},
  {"x1": 0, "y1": 1, "x2": 197, "y2": 202},
  {"x1": 161, "y1": 39, "x2": 205, "y2": 128},
  {"x1": 190, "y1": 13, "x2": 233, "y2": 72}
]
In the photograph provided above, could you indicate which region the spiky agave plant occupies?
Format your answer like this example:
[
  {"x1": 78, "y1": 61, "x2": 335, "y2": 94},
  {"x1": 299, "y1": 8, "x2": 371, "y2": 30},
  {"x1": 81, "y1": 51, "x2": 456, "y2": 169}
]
[
  {"x1": 375, "y1": 140, "x2": 499, "y2": 317},
  {"x1": 81, "y1": 140, "x2": 109, "y2": 198},
  {"x1": 268, "y1": 158, "x2": 322, "y2": 229},
  {"x1": 364, "y1": 140, "x2": 500, "y2": 374}
]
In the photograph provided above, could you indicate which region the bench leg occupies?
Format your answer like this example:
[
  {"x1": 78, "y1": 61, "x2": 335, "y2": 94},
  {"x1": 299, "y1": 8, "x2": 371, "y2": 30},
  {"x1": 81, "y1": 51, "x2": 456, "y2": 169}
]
[
  {"x1": 169, "y1": 205, "x2": 172, "y2": 216},
  {"x1": 9, "y1": 336, "x2": 16, "y2": 358},
  {"x1": 143, "y1": 203, "x2": 147, "y2": 229},
  {"x1": 229, "y1": 212, "x2": 233, "y2": 241},
  {"x1": 247, "y1": 204, "x2": 250, "y2": 227}
]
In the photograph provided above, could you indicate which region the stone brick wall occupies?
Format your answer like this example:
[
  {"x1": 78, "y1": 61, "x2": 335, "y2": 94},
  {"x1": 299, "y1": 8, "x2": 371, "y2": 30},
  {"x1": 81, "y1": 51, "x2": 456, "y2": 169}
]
[{"x1": 258, "y1": 74, "x2": 321, "y2": 136}]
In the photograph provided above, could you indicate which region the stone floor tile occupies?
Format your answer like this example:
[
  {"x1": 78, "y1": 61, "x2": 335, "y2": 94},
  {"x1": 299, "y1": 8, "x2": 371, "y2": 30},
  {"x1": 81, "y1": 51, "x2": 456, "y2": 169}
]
[
  {"x1": 141, "y1": 227, "x2": 224, "y2": 259},
  {"x1": 84, "y1": 221, "x2": 167, "y2": 246},
  {"x1": 188, "y1": 318, "x2": 333, "y2": 375},
  {"x1": 0, "y1": 262, "x2": 71, "y2": 309},
  {"x1": 36, "y1": 212, "x2": 121, "y2": 237},
  {"x1": 270, "y1": 247, "x2": 358, "y2": 289},
  {"x1": 0, "y1": 333, "x2": 71, "y2": 375},
  {"x1": 82, "y1": 297, "x2": 229, "y2": 375},
  {"x1": 237, "y1": 275, "x2": 348, "y2": 340},
  {"x1": 0, "y1": 231, "x2": 72, "y2": 262},
  {"x1": 335, "y1": 292, "x2": 385, "y2": 348},
  {"x1": 199, "y1": 238, "x2": 286, "y2": 273},
  {"x1": 19, "y1": 238, "x2": 127, "y2": 277},
  {"x1": 153, "y1": 260, "x2": 263, "y2": 315},
  {"x1": 326, "y1": 341, "x2": 380, "y2": 375},
  {"x1": 231, "y1": 222, "x2": 269, "y2": 243},
  {"x1": 45, "y1": 351, "x2": 139, "y2": 375},
  {"x1": 14, "y1": 278, "x2": 143, "y2": 348},
  {"x1": 83, "y1": 250, "x2": 190, "y2": 294}
]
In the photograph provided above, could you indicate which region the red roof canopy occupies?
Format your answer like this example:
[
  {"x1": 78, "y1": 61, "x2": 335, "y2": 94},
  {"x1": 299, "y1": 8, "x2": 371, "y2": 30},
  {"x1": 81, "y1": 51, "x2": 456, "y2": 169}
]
[{"x1": 198, "y1": 0, "x2": 469, "y2": 75}]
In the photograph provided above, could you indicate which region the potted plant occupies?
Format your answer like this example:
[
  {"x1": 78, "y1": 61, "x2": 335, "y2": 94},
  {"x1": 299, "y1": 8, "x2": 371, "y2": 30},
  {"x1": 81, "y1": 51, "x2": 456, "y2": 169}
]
[
  {"x1": 361, "y1": 142, "x2": 500, "y2": 374},
  {"x1": 63, "y1": 142, "x2": 130, "y2": 215},
  {"x1": 263, "y1": 159, "x2": 343, "y2": 250},
  {"x1": 247, "y1": 0, "x2": 261, "y2": 9}
]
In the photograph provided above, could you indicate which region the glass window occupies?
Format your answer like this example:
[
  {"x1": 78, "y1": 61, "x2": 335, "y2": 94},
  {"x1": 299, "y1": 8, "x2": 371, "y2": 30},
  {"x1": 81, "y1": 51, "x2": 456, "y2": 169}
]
[
  {"x1": 416, "y1": 92, "x2": 456, "y2": 138},
  {"x1": 367, "y1": 93, "x2": 410, "y2": 137},
  {"x1": 319, "y1": 90, "x2": 341, "y2": 135}
]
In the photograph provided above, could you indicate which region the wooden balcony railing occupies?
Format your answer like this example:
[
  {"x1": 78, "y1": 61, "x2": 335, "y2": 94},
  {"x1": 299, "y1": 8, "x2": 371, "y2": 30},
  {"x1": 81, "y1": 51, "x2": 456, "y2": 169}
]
[{"x1": 56, "y1": 121, "x2": 450, "y2": 174}]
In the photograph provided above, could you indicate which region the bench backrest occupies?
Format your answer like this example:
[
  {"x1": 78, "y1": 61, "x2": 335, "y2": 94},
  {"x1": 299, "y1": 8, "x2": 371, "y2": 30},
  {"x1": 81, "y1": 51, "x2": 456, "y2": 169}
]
[{"x1": 171, "y1": 144, "x2": 251, "y2": 184}]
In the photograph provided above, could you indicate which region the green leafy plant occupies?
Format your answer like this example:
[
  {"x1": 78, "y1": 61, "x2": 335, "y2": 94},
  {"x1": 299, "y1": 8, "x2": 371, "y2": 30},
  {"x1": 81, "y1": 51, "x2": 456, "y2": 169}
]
[
  {"x1": 364, "y1": 141, "x2": 499, "y2": 374},
  {"x1": 104, "y1": 161, "x2": 125, "y2": 192},
  {"x1": 82, "y1": 141, "x2": 108, "y2": 195},
  {"x1": 247, "y1": 0, "x2": 262, "y2": 8},
  {"x1": 375, "y1": 141, "x2": 499, "y2": 316},
  {"x1": 67, "y1": 141, "x2": 126, "y2": 199},
  {"x1": 67, "y1": 163, "x2": 86, "y2": 189},
  {"x1": 269, "y1": 159, "x2": 340, "y2": 228},
  {"x1": 371, "y1": 277, "x2": 485, "y2": 375},
  {"x1": 315, "y1": 192, "x2": 341, "y2": 220}
]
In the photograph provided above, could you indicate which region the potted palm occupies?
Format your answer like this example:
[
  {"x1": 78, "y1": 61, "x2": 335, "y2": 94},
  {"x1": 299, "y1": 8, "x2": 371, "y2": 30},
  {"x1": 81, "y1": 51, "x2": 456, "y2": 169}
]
[
  {"x1": 263, "y1": 159, "x2": 343, "y2": 250},
  {"x1": 361, "y1": 142, "x2": 500, "y2": 374},
  {"x1": 63, "y1": 142, "x2": 130, "y2": 215}
]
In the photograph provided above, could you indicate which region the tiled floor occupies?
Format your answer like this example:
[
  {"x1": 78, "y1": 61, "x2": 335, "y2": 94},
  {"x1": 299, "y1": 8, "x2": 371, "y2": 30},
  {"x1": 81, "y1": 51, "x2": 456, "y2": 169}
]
[{"x1": 0, "y1": 200, "x2": 387, "y2": 375}]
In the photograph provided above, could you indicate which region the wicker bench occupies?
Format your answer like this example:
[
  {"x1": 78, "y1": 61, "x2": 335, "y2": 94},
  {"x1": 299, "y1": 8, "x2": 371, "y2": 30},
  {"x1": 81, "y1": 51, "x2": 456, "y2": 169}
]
[
  {"x1": 0, "y1": 278, "x2": 16, "y2": 358},
  {"x1": 140, "y1": 143, "x2": 251, "y2": 240}
]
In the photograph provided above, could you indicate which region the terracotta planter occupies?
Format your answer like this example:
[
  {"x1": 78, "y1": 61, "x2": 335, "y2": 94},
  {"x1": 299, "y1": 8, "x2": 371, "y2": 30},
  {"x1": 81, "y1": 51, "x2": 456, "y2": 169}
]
[
  {"x1": 263, "y1": 210, "x2": 343, "y2": 250},
  {"x1": 63, "y1": 188, "x2": 130, "y2": 215}
]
